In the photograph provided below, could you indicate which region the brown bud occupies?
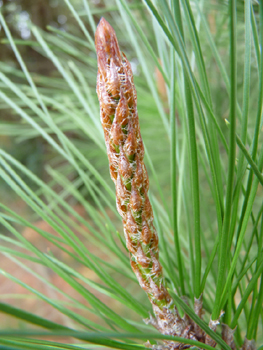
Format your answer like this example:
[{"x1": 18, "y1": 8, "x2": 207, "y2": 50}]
[
  {"x1": 125, "y1": 210, "x2": 138, "y2": 235},
  {"x1": 106, "y1": 60, "x2": 120, "y2": 98},
  {"x1": 118, "y1": 149, "x2": 133, "y2": 181},
  {"x1": 123, "y1": 128, "x2": 137, "y2": 157},
  {"x1": 101, "y1": 110, "x2": 112, "y2": 131},
  {"x1": 137, "y1": 243, "x2": 150, "y2": 268},
  {"x1": 97, "y1": 75, "x2": 117, "y2": 115},
  {"x1": 133, "y1": 158, "x2": 143, "y2": 188},
  {"x1": 130, "y1": 183, "x2": 142, "y2": 212},
  {"x1": 143, "y1": 195, "x2": 153, "y2": 220},
  {"x1": 124, "y1": 230, "x2": 137, "y2": 255},
  {"x1": 142, "y1": 163, "x2": 149, "y2": 192},
  {"x1": 111, "y1": 119, "x2": 124, "y2": 145},
  {"x1": 109, "y1": 165, "x2": 117, "y2": 182},
  {"x1": 121, "y1": 74, "x2": 134, "y2": 108},
  {"x1": 116, "y1": 197, "x2": 127, "y2": 216},
  {"x1": 105, "y1": 137, "x2": 118, "y2": 177},
  {"x1": 136, "y1": 132, "x2": 144, "y2": 160},
  {"x1": 150, "y1": 232, "x2": 159, "y2": 251},
  {"x1": 141, "y1": 217, "x2": 152, "y2": 245},
  {"x1": 95, "y1": 18, "x2": 122, "y2": 81},
  {"x1": 115, "y1": 91, "x2": 129, "y2": 126},
  {"x1": 116, "y1": 173, "x2": 129, "y2": 206}
]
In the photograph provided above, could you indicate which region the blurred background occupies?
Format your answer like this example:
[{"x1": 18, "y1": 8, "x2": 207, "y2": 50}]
[{"x1": 0, "y1": 0, "x2": 141, "y2": 331}]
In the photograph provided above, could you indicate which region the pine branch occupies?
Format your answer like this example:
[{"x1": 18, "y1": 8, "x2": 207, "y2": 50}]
[{"x1": 95, "y1": 17, "x2": 186, "y2": 339}]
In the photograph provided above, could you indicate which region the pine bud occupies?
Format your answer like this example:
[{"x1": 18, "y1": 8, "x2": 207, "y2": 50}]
[{"x1": 95, "y1": 16, "x2": 186, "y2": 341}]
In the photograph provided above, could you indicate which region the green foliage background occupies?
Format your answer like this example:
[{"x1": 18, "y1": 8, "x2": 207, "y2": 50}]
[{"x1": 0, "y1": 0, "x2": 262, "y2": 349}]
